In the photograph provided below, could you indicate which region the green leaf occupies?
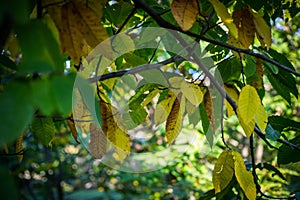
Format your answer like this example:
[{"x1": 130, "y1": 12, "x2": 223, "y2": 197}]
[
  {"x1": 17, "y1": 19, "x2": 64, "y2": 73},
  {"x1": 232, "y1": 151, "x2": 256, "y2": 200},
  {"x1": 51, "y1": 74, "x2": 76, "y2": 115},
  {"x1": 200, "y1": 103, "x2": 214, "y2": 147},
  {"x1": 104, "y1": 1, "x2": 134, "y2": 27},
  {"x1": 265, "y1": 124, "x2": 281, "y2": 141},
  {"x1": 218, "y1": 58, "x2": 241, "y2": 83},
  {"x1": 123, "y1": 106, "x2": 147, "y2": 129},
  {"x1": 268, "y1": 116, "x2": 300, "y2": 132},
  {"x1": 212, "y1": 149, "x2": 234, "y2": 193},
  {"x1": 277, "y1": 136, "x2": 300, "y2": 165},
  {"x1": 267, "y1": 49, "x2": 296, "y2": 71},
  {"x1": 245, "y1": 55, "x2": 256, "y2": 78},
  {"x1": 0, "y1": 82, "x2": 34, "y2": 147},
  {"x1": 139, "y1": 69, "x2": 169, "y2": 87},
  {"x1": 0, "y1": 166, "x2": 19, "y2": 200},
  {"x1": 31, "y1": 117, "x2": 56, "y2": 146}
]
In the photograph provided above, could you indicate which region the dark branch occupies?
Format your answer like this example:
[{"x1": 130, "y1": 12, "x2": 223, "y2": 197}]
[{"x1": 132, "y1": 0, "x2": 300, "y2": 77}]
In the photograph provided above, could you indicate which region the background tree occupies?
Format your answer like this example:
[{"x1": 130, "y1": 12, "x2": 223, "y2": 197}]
[{"x1": 0, "y1": 0, "x2": 300, "y2": 199}]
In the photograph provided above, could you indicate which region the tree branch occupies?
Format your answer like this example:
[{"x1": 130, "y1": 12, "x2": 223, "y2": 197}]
[{"x1": 132, "y1": 0, "x2": 300, "y2": 77}]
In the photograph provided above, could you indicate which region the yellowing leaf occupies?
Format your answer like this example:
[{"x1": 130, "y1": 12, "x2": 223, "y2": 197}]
[
  {"x1": 15, "y1": 134, "x2": 23, "y2": 163},
  {"x1": 249, "y1": 59, "x2": 263, "y2": 89},
  {"x1": 170, "y1": 0, "x2": 199, "y2": 31},
  {"x1": 67, "y1": 117, "x2": 80, "y2": 144},
  {"x1": 47, "y1": 1, "x2": 108, "y2": 62},
  {"x1": 232, "y1": 151, "x2": 256, "y2": 200},
  {"x1": 203, "y1": 90, "x2": 215, "y2": 133},
  {"x1": 250, "y1": 10, "x2": 272, "y2": 49},
  {"x1": 166, "y1": 93, "x2": 185, "y2": 144},
  {"x1": 181, "y1": 81, "x2": 203, "y2": 106},
  {"x1": 232, "y1": 8, "x2": 255, "y2": 49},
  {"x1": 100, "y1": 101, "x2": 130, "y2": 162},
  {"x1": 169, "y1": 76, "x2": 185, "y2": 89},
  {"x1": 255, "y1": 103, "x2": 268, "y2": 132},
  {"x1": 154, "y1": 91, "x2": 177, "y2": 125},
  {"x1": 89, "y1": 123, "x2": 106, "y2": 159},
  {"x1": 228, "y1": 31, "x2": 244, "y2": 57},
  {"x1": 237, "y1": 85, "x2": 260, "y2": 124},
  {"x1": 238, "y1": 116, "x2": 255, "y2": 137},
  {"x1": 141, "y1": 89, "x2": 159, "y2": 107},
  {"x1": 224, "y1": 84, "x2": 239, "y2": 117},
  {"x1": 209, "y1": 0, "x2": 238, "y2": 38},
  {"x1": 213, "y1": 149, "x2": 234, "y2": 193}
]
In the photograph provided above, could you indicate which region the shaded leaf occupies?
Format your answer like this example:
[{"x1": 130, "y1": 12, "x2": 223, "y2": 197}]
[
  {"x1": 212, "y1": 149, "x2": 234, "y2": 193},
  {"x1": 89, "y1": 123, "x2": 106, "y2": 159},
  {"x1": 256, "y1": 163, "x2": 286, "y2": 181},
  {"x1": 171, "y1": 0, "x2": 199, "y2": 31},
  {"x1": 32, "y1": 117, "x2": 56, "y2": 146},
  {"x1": 277, "y1": 136, "x2": 300, "y2": 165},
  {"x1": 166, "y1": 93, "x2": 185, "y2": 144},
  {"x1": 15, "y1": 134, "x2": 23, "y2": 163},
  {"x1": 268, "y1": 116, "x2": 300, "y2": 132},
  {"x1": 67, "y1": 117, "x2": 80, "y2": 144},
  {"x1": 248, "y1": 58, "x2": 263, "y2": 89},
  {"x1": 232, "y1": 151, "x2": 256, "y2": 200},
  {"x1": 265, "y1": 124, "x2": 280, "y2": 141},
  {"x1": 203, "y1": 90, "x2": 215, "y2": 133},
  {"x1": 228, "y1": 31, "x2": 243, "y2": 57},
  {"x1": 232, "y1": 8, "x2": 255, "y2": 49}
]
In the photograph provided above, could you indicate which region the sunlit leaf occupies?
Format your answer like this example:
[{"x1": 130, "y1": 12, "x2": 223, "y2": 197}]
[
  {"x1": 181, "y1": 81, "x2": 203, "y2": 106},
  {"x1": 154, "y1": 90, "x2": 177, "y2": 125},
  {"x1": 209, "y1": 0, "x2": 238, "y2": 38},
  {"x1": 224, "y1": 84, "x2": 239, "y2": 118},
  {"x1": 171, "y1": 0, "x2": 199, "y2": 31},
  {"x1": 213, "y1": 149, "x2": 234, "y2": 193},
  {"x1": 232, "y1": 151, "x2": 256, "y2": 200},
  {"x1": 250, "y1": 9, "x2": 272, "y2": 49},
  {"x1": 237, "y1": 85, "x2": 260, "y2": 124},
  {"x1": 166, "y1": 93, "x2": 185, "y2": 144},
  {"x1": 255, "y1": 103, "x2": 268, "y2": 132},
  {"x1": 238, "y1": 115, "x2": 255, "y2": 137}
]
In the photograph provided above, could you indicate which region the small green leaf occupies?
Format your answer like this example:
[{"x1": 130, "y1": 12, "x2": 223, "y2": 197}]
[
  {"x1": 265, "y1": 124, "x2": 281, "y2": 141},
  {"x1": 32, "y1": 117, "x2": 56, "y2": 146}
]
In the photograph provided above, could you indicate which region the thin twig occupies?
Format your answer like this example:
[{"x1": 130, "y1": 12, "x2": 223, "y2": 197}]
[{"x1": 116, "y1": 7, "x2": 138, "y2": 34}]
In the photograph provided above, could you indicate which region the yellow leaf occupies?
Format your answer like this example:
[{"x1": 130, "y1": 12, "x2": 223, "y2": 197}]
[
  {"x1": 213, "y1": 149, "x2": 234, "y2": 193},
  {"x1": 169, "y1": 76, "x2": 185, "y2": 89},
  {"x1": 181, "y1": 81, "x2": 203, "y2": 106},
  {"x1": 154, "y1": 91, "x2": 177, "y2": 125},
  {"x1": 203, "y1": 90, "x2": 215, "y2": 133},
  {"x1": 237, "y1": 85, "x2": 260, "y2": 124},
  {"x1": 166, "y1": 93, "x2": 185, "y2": 144},
  {"x1": 209, "y1": 0, "x2": 238, "y2": 38},
  {"x1": 250, "y1": 10, "x2": 272, "y2": 49},
  {"x1": 15, "y1": 134, "x2": 23, "y2": 163},
  {"x1": 100, "y1": 101, "x2": 130, "y2": 162},
  {"x1": 171, "y1": 0, "x2": 199, "y2": 31},
  {"x1": 224, "y1": 84, "x2": 239, "y2": 118},
  {"x1": 141, "y1": 89, "x2": 159, "y2": 107},
  {"x1": 89, "y1": 123, "x2": 106, "y2": 159},
  {"x1": 232, "y1": 8, "x2": 255, "y2": 49},
  {"x1": 67, "y1": 117, "x2": 80, "y2": 144},
  {"x1": 232, "y1": 151, "x2": 256, "y2": 200},
  {"x1": 255, "y1": 103, "x2": 268, "y2": 132},
  {"x1": 238, "y1": 115, "x2": 255, "y2": 137}
]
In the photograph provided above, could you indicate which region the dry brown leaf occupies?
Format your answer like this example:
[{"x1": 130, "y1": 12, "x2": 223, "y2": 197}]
[
  {"x1": 203, "y1": 90, "x2": 215, "y2": 133},
  {"x1": 232, "y1": 8, "x2": 255, "y2": 49},
  {"x1": 89, "y1": 123, "x2": 106, "y2": 159},
  {"x1": 67, "y1": 117, "x2": 80, "y2": 144},
  {"x1": 171, "y1": 0, "x2": 199, "y2": 31}
]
